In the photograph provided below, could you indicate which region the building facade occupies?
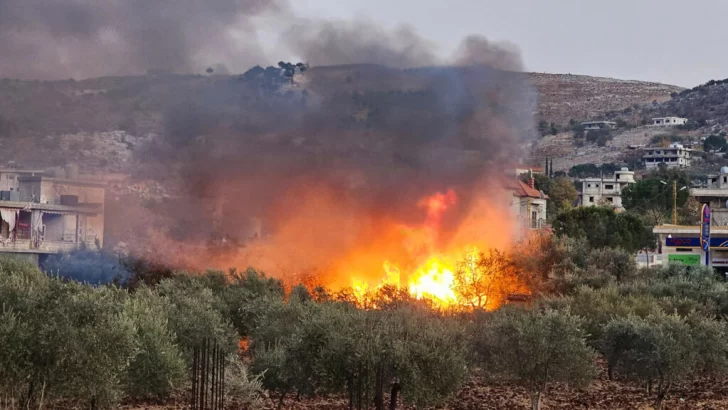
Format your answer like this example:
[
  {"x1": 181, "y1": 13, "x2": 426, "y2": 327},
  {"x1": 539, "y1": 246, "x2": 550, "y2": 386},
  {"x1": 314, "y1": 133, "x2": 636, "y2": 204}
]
[
  {"x1": 504, "y1": 178, "x2": 548, "y2": 236},
  {"x1": 643, "y1": 143, "x2": 691, "y2": 169},
  {"x1": 0, "y1": 171, "x2": 105, "y2": 264},
  {"x1": 578, "y1": 167, "x2": 635, "y2": 209},
  {"x1": 652, "y1": 117, "x2": 688, "y2": 126},
  {"x1": 653, "y1": 225, "x2": 728, "y2": 273},
  {"x1": 691, "y1": 167, "x2": 728, "y2": 226}
]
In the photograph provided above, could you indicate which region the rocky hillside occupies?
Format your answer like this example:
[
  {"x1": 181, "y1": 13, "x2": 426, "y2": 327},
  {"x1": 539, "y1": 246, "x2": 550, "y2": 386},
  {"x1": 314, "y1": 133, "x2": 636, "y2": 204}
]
[
  {"x1": 0, "y1": 67, "x2": 683, "y2": 140},
  {"x1": 530, "y1": 73, "x2": 683, "y2": 126}
]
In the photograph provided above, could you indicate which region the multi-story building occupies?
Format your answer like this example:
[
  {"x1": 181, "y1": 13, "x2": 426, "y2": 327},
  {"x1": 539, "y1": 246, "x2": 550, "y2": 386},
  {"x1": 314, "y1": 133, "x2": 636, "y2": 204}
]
[
  {"x1": 652, "y1": 117, "x2": 688, "y2": 126},
  {"x1": 691, "y1": 167, "x2": 728, "y2": 226},
  {"x1": 642, "y1": 143, "x2": 691, "y2": 170},
  {"x1": 0, "y1": 166, "x2": 105, "y2": 264},
  {"x1": 578, "y1": 167, "x2": 635, "y2": 210}
]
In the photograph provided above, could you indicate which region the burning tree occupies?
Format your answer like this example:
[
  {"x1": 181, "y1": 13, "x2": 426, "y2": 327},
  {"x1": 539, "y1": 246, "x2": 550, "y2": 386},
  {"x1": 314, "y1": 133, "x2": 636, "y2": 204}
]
[{"x1": 453, "y1": 248, "x2": 519, "y2": 310}]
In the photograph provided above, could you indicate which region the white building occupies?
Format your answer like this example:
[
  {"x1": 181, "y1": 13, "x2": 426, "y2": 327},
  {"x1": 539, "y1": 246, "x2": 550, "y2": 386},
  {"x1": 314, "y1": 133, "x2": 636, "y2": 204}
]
[
  {"x1": 581, "y1": 121, "x2": 617, "y2": 131},
  {"x1": 691, "y1": 167, "x2": 728, "y2": 226},
  {"x1": 578, "y1": 167, "x2": 635, "y2": 209},
  {"x1": 643, "y1": 143, "x2": 691, "y2": 169},
  {"x1": 652, "y1": 117, "x2": 688, "y2": 126}
]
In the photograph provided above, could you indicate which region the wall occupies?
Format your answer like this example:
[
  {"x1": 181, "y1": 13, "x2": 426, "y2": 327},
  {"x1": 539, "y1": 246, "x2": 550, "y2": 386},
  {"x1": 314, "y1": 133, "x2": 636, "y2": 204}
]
[{"x1": 39, "y1": 180, "x2": 105, "y2": 205}]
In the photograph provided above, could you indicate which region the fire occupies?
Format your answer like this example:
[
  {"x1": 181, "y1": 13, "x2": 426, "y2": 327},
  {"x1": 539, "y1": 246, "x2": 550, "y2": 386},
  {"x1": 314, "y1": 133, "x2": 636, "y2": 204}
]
[
  {"x1": 407, "y1": 256, "x2": 457, "y2": 305},
  {"x1": 346, "y1": 189, "x2": 517, "y2": 310},
  {"x1": 217, "y1": 181, "x2": 526, "y2": 311}
]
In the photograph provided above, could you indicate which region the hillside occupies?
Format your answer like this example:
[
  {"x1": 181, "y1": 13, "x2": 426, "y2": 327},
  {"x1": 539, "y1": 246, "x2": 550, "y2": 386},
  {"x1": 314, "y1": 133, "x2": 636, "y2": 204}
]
[
  {"x1": 529, "y1": 72, "x2": 683, "y2": 126},
  {"x1": 0, "y1": 67, "x2": 683, "y2": 142}
]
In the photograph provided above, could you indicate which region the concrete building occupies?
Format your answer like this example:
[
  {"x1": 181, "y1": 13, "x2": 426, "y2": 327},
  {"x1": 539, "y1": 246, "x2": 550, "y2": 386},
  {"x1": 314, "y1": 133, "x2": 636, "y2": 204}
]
[
  {"x1": 504, "y1": 177, "x2": 548, "y2": 233},
  {"x1": 652, "y1": 117, "x2": 688, "y2": 126},
  {"x1": 691, "y1": 167, "x2": 728, "y2": 226},
  {"x1": 0, "y1": 170, "x2": 105, "y2": 264},
  {"x1": 653, "y1": 225, "x2": 728, "y2": 274},
  {"x1": 578, "y1": 167, "x2": 635, "y2": 210},
  {"x1": 581, "y1": 121, "x2": 617, "y2": 131},
  {"x1": 643, "y1": 143, "x2": 691, "y2": 170}
]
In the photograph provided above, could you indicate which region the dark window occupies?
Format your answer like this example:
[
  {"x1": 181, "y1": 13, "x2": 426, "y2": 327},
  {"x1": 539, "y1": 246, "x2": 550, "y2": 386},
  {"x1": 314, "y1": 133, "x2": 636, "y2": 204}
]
[
  {"x1": 605, "y1": 184, "x2": 614, "y2": 190},
  {"x1": 589, "y1": 196, "x2": 594, "y2": 202}
]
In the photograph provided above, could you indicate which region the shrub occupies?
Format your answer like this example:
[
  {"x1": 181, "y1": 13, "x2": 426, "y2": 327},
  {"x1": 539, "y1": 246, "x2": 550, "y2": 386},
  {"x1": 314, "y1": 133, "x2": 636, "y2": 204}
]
[
  {"x1": 587, "y1": 248, "x2": 637, "y2": 282},
  {"x1": 473, "y1": 307, "x2": 596, "y2": 410},
  {"x1": 123, "y1": 288, "x2": 186, "y2": 399}
]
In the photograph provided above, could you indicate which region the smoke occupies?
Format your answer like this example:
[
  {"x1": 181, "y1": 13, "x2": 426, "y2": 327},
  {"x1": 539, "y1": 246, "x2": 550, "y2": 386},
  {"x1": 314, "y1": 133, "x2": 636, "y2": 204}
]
[
  {"x1": 0, "y1": 0, "x2": 539, "y2": 284},
  {"x1": 452, "y1": 35, "x2": 524, "y2": 71},
  {"x1": 0, "y1": 0, "x2": 285, "y2": 79},
  {"x1": 284, "y1": 18, "x2": 438, "y2": 68}
]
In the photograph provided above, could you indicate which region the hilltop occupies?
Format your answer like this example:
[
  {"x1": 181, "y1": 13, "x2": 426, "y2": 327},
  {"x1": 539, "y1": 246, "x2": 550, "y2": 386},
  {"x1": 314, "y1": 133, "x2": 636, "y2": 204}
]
[{"x1": 0, "y1": 66, "x2": 683, "y2": 140}]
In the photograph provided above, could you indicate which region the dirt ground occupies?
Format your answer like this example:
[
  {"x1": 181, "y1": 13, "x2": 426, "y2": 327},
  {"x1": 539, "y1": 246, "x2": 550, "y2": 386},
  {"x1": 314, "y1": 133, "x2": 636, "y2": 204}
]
[{"x1": 119, "y1": 365, "x2": 728, "y2": 410}]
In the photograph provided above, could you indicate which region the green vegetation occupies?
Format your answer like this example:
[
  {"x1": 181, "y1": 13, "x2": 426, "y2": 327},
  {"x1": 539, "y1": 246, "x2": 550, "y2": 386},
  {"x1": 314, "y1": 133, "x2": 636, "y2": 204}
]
[
  {"x1": 704, "y1": 134, "x2": 728, "y2": 152},
  {"x1": 552, "y1": 207, "x2": 655, "y2": 253},
  {"x1": 3, "y1": 212, "x2": 728, "y2": 409},
  {"x1": 621, "y1": 168, "x2": 693, "y2": 225},
  {"x1": 519, "y1": 173, "x2": 578, "y2": 218}
]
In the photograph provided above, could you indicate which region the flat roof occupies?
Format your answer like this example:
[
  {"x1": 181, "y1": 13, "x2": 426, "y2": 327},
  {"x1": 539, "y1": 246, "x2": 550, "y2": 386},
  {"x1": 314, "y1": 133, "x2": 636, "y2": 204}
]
[
  {"x1": 17, "y1": 176, "x2": 106, "y2": 187},
  {"x1": 0, "y1": 201, "x2": 102, "y2": 215},
  {"x1": 653, "y1": 225, "x2": 728, "y2": 234}
]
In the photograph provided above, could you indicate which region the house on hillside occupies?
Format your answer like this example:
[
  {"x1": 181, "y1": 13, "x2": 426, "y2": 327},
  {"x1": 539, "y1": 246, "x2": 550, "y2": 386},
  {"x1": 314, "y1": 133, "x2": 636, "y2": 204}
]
[
  {"x1": 577, "y1": 167, "x2": 635, "y2": 210},
  {"x1": 642, "y1": 143, "x2": 691, "y2": 169},
  {"x1": 0, "y1": 166, "x2": 105, "y2": 265},
  {"x1": 503, "y1": 176, "x2": 549, "y2": 238},
  {"x1": 652, "y1": 117, "x2": 688, "y2": 126},
  {"x1": 581, "y1": 121, "x2": 617, "y2": 131}
]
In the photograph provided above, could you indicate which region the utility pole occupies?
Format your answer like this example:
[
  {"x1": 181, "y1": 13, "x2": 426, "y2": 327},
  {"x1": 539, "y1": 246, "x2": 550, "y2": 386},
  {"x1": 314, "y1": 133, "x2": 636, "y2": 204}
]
[{"x1": 673, "y1": 180, "x2": 677, "y2": 225}]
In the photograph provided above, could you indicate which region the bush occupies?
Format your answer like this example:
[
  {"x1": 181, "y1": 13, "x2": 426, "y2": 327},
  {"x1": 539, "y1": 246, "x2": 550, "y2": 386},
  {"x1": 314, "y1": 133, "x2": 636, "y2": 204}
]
[
  {"x1": 587, "y1": 248, "x2": 637, "y2": 282},
  {"x1": 473, "y1": 307, "x2": 596, "y2": 410},
  {"x1": 123, "y1": 288, "x2": 186, "y2": 399}
]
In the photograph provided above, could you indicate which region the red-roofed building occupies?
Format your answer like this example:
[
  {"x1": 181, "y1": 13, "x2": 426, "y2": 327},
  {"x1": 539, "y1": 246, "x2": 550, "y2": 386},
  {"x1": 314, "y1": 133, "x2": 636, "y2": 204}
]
[{"x1": 503, "y1": 177, "x2": 549, "y2": 234}]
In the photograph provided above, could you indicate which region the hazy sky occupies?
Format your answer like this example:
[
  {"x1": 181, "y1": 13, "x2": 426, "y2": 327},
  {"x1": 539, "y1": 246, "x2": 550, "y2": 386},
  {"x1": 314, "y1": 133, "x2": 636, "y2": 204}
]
[{"x1": 290, "y1": 0, "x2": 726, "y2": 87}]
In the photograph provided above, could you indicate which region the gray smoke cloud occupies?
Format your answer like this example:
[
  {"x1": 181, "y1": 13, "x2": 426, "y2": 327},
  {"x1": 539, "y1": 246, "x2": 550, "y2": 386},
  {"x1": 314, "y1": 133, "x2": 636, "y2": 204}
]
[
  {"x1": 0, "y1": 0, "x2": 285, "y2": 79},
  {"x1": 283, "y1": 18, "x2": 438, "y2": 68},
  {"x1": 0, "y1": 0, "x2": 537, "y2": 276}
]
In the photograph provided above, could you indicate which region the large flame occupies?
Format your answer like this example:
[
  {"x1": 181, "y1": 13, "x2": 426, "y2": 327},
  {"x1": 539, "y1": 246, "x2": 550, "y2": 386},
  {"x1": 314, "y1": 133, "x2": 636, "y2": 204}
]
[
  {"x1": 346, "y1": 189, "x2": 521, "y2": 310},
  {"x1": 149, "y1": 179, "x2": 528, "y2": 310}
]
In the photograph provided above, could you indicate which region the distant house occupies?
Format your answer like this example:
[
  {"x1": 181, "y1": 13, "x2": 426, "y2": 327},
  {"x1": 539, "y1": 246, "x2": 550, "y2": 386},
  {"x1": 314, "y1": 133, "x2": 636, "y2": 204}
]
[
  {"x1": 652, "y1": 117, "x2": 688, "y2": 126},
  {"x1": 578, "y1": 167, "x2": 635, "y2": 210},
  {"x1": 643, "y1": 143, "x2": 691, "y2": 169},
  {"x1": 581, "y1": 121, "x2": 617, "y2": 131}
]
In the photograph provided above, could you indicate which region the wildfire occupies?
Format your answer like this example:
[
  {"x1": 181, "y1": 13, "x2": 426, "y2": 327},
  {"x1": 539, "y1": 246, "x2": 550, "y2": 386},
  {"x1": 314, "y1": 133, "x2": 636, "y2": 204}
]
[
  {"x1": 220, "y1": 181, "x2": 525, "y2": 311},
  {"x1": 348, "y1": 189, "x2": 515, "y2": 310}
]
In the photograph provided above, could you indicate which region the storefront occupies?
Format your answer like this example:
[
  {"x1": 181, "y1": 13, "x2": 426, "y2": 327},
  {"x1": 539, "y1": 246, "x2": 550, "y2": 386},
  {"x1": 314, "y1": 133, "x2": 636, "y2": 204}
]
[{"x1": 653, "y1": 225, "x2": 728, "y2": 272}]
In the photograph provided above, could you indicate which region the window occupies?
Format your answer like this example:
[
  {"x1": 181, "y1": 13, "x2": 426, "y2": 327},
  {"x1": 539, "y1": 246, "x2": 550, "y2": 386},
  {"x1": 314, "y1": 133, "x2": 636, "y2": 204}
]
[
  {"x1": 5, "y1": 175, "x2": 14, "y2": 181},
  {"x1": 589, "y1": 196, "x2": 594, "y2": 202},
  {"x1": 587, "y1": 183, "x2": 591, "y2": 188},
  {"x1": 531, "y1": 211, "x2": 538, "y2": 229},
  {"x1": 616, "y1": 174, "x2": 620, "y2": 180},
  {"x1": 596, "y1": 184, "x2": 600, "y2": 188},
  {"x1": 605, "y1": 184, "x2": 613, "y2": 190},
  {"x1": 607, "y1": 197, "x2": 613, "y2": 203}
]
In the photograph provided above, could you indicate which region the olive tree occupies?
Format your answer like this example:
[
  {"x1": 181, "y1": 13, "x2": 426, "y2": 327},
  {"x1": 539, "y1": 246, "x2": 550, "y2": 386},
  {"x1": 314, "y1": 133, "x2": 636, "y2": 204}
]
[
  {"x1": 473, "y1": 307, "x2": 596, "y2": 410},
  {"x1": 598, "y1": 314, "x2": 718, "y2": 409}
]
